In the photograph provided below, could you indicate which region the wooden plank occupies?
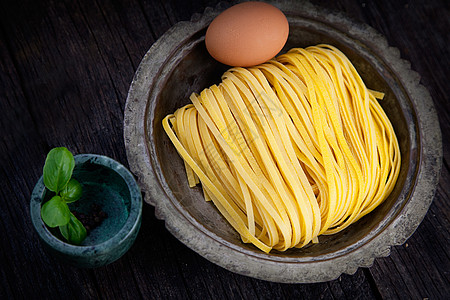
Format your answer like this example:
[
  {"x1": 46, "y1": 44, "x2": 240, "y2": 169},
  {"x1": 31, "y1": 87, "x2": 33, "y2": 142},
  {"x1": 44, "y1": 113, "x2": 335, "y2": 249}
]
[
  {"x1": 61, "y1": 0, "x2": 136, "y2": 105},
  {"x1": 138, "y1": 0, "x2": 177, "y2": 38},
  {"x1": 164, "y1": 0, "x2": 221, "y2": 23},
  {"x1": 364, "y1": 0, "x2": 450, "y2": 164},
  {"x1": 91, "y1": 261, "x2": 145, "y2": 299},
  {"x1": 93, "y1": 0, "x2": 157, "y2": 69},
  {"x1": 122, "y1": 205, "x2": 190, "y2": 299},
  {"x1": 186, "y1": 252, "x2": 245, "y2": 299},
  {"x1": 368, "y1": 165, "x2": 449, "y2": 292},
  {"x1": 281, "y1": 281, "x2": 338, "y2": 300},
  {"x1": 246, "y1": 278, "x2": 289, "y2": 300},
  {"x1": 327, "y1": 277, "x2": 350, "y2": 299},
  {"x1": 165, "y1": 238, "x2": 218, "y2": 299},
  {"x1": 336, "y1": 269, "x2": 380, "y2": 299},
  {"x1": 0, "y1": 0, "x2": 127, "y2": 159},
  {"x1": 0, "y1": 20, "x2": 101, "y2": 298}
]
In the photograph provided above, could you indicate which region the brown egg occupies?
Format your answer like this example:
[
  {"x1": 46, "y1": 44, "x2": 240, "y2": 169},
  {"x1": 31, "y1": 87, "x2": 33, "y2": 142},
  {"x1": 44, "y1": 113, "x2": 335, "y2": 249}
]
[{"x1": 205, "y1": 2, "x2": 289, "y2": 67}]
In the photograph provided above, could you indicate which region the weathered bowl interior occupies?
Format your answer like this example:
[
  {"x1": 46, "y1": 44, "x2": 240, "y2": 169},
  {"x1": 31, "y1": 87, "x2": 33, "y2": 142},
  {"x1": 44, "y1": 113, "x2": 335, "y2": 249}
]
[
  {"x1": 151, "y1": 22, "x2": 417, "y2": 258},
  {"x1": 124, "y1": 1, "x2": 441, "y2": 282}
]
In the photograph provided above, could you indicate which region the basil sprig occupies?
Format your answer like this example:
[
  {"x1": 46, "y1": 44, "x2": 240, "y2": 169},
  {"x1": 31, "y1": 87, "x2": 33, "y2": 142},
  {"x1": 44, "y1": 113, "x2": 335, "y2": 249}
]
[{"x1": 40, "y1": 147, "x2": 86, "y2": 245}]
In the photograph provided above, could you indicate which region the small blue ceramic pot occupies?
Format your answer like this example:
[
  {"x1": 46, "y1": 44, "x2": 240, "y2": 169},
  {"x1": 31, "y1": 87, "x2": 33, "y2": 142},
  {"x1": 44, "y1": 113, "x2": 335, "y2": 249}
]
[{"x1": 30, "y1": 154, "x2": 142, "y2": 268}]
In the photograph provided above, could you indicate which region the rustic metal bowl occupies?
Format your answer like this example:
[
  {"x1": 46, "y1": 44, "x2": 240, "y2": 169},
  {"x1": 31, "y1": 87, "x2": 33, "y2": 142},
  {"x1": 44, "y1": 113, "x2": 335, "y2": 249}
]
[{"x1": 124, "y1": 1, "x2": 442, "y2": 283}]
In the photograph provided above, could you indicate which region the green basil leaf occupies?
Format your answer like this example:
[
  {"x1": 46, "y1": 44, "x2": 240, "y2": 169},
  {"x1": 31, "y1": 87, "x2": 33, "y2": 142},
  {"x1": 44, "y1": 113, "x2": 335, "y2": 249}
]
[
  {"x1": 59, "y1": 213, "x2": 87, "y2": 245},
  {"x1": 61, "y1": 179, "x2": 82, "y2": 203},
  {"x1": 41, "y1": 196, "x2": 70, "y2": 227},
  {"x1": 43, "y1": 147, "x2": 75, "y2": 193}
]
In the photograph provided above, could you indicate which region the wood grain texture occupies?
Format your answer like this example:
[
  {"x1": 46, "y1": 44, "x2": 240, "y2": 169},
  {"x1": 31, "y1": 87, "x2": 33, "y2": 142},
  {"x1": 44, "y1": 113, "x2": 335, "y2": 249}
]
[{"x1": 0, "y1": 0, "x2": 448, "y2": 299}]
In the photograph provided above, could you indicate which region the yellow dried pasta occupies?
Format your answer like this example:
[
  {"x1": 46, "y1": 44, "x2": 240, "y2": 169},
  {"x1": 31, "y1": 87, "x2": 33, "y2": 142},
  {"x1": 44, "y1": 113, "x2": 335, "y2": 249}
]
[{"x1": 162, "y1": 44, "x2": 401, "y2": 253}]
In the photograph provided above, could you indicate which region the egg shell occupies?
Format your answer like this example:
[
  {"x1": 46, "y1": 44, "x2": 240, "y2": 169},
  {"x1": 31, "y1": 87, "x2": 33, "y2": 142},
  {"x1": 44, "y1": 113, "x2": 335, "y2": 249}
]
[{"x1": 205, "y1": 1, "x2": 289, "y2": 67}]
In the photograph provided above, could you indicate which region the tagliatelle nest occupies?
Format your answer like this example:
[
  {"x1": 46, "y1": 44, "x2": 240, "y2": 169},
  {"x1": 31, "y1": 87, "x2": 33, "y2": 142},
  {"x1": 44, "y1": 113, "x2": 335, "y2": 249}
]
[{"x1": 163, "y1": 44, "x2": 400, "y2": 253}]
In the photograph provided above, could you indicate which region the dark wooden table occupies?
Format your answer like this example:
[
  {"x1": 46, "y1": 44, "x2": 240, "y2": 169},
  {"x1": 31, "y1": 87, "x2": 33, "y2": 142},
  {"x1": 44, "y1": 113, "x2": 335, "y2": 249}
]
[{"x1": 1, "y1": 0, "x2": 448, "y2": 299}]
